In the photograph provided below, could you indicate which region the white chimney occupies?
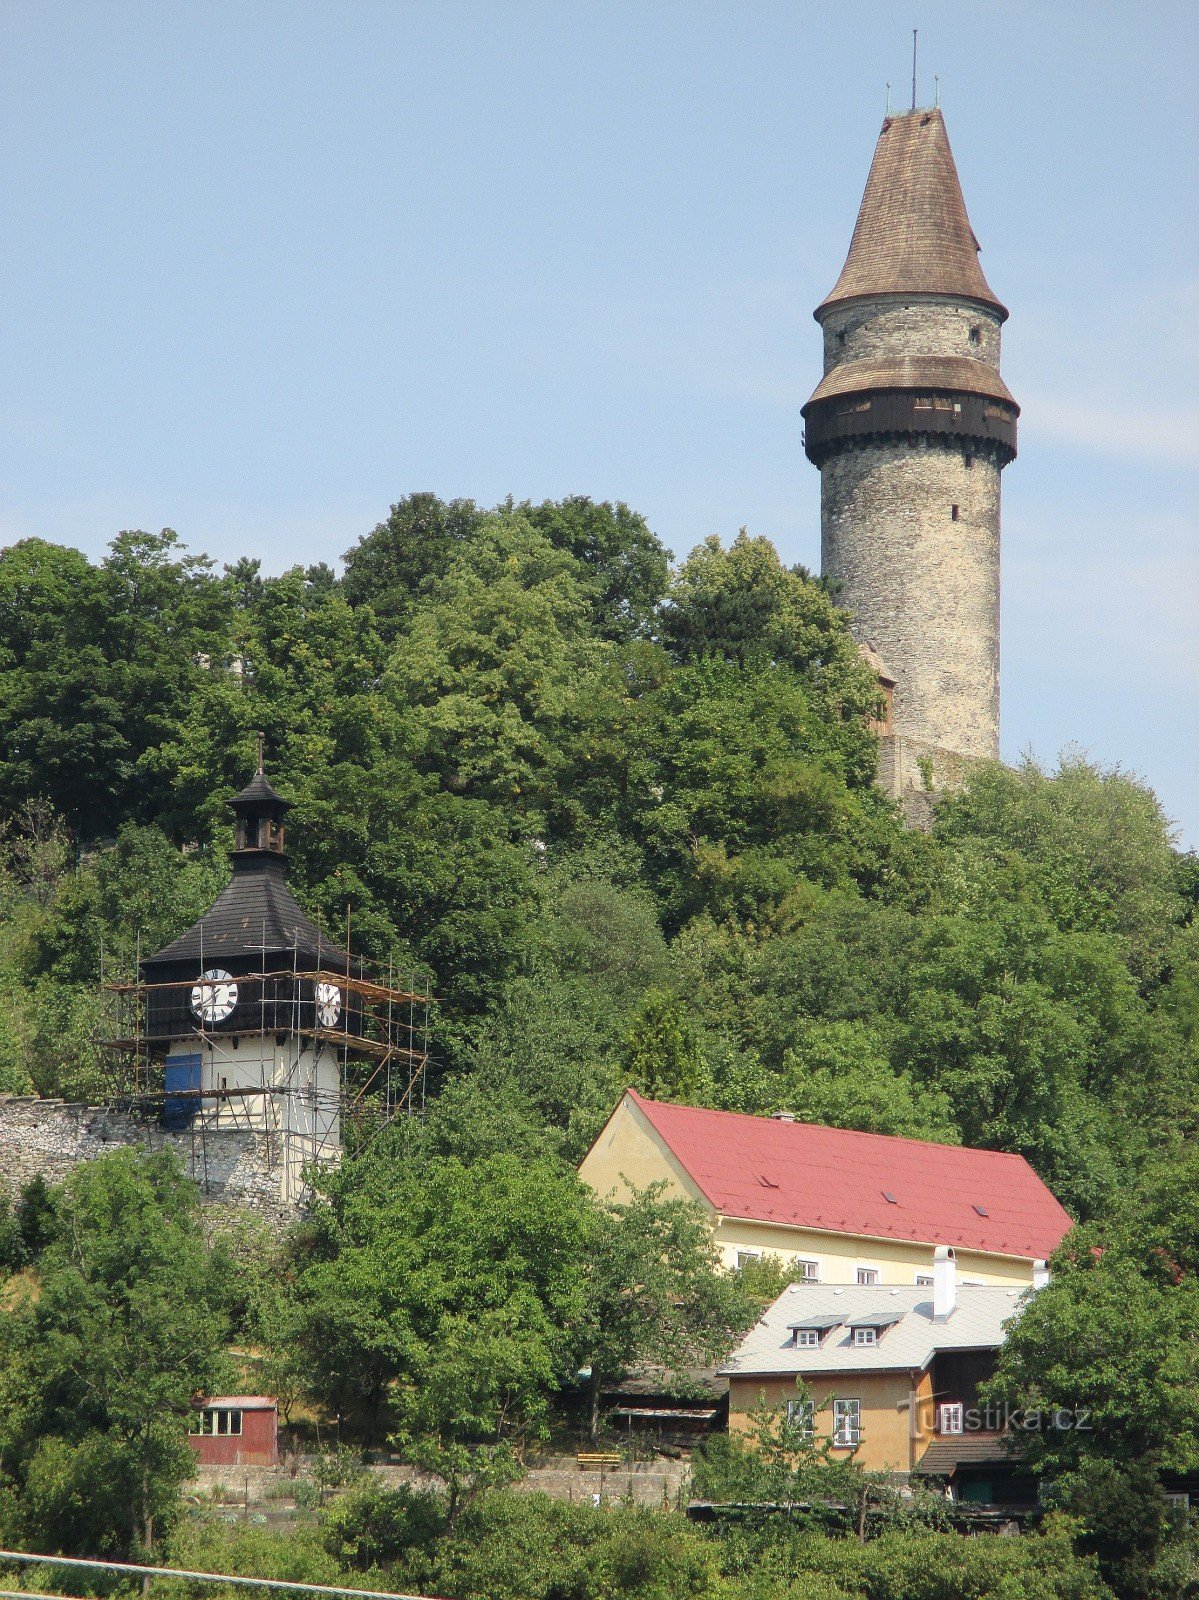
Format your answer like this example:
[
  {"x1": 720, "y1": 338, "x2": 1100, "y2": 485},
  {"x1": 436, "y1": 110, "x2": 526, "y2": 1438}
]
[
  {"x1": 933, "y1": 1246, "x2": 956, "y2": 1320},
  {"x1": 1031, "y1": 1259, "x2": 1050, "y2": 1291}
]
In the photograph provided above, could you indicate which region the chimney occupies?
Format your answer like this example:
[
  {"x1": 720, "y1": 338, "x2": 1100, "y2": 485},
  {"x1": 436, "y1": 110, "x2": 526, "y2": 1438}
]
[
  {"x1": 1031, "y1": 1259, "x2": 1049, "y2": 1291},
  {"x1": 932, "y1": 1246, "x2": 956, "y2": 1319}
]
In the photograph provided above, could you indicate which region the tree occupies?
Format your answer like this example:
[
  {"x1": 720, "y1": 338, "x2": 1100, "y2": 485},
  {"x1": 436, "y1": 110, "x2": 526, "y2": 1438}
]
[
  {"x1": 517, "y1": 495, "x2": 670, "y2": 642},
  {"x1": 775, "y1": 1019, "x2": 958, "y2": 1141},
  {"x1": 291, "y1": 1148, "x2": 591, "y2": 1435},
  {"x1": 342, "y1": 493, "x2": 485, "y2": 636},
  {"x1": 935, "y1": 755, "x2": 1187, "y2": 984},
  {"x1": 0, "y1": 1149, "x2": 230, "y2": 1555},
  {"x1": 987, "y1": 1156, "x2": 1199, "y2": 1592},
  {"x1": 575, "y1": 1183, "x2": 753, "y2": 1440},
  {"x1": 621, "y1": 989, "x2": 712, "y2": 1104},
  {"x1": 660, "y1": 531, "x2": 864, "y2": 684}
]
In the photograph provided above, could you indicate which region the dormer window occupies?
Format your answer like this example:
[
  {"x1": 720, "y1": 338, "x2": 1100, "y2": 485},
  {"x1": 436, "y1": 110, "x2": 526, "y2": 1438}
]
[
  {"x1": 788, "y1": 1314, "x2": 842, "y2": 1347},
  {"x1": 847, "y1": 1311, "x2": 900, "y2": 1344}
]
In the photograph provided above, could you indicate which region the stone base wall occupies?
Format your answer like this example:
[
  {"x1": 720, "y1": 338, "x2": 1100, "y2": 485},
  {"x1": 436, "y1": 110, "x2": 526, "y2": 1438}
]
[
  {"x1": 0, "y1": 1096, "x2": 300, "y2": 1230},
  {"x1": 876, "y1": 733, "x2": 981, "y2": 830}
]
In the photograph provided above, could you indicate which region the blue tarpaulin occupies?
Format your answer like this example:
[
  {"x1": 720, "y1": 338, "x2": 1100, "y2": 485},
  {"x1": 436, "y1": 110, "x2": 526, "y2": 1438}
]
[{"x1": 163, "y1": 1053, "x2": 202, "y2": 1129}]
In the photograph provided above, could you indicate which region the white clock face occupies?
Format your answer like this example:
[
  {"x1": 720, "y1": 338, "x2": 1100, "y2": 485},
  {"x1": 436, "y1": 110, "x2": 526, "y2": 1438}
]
[
  {"x1": 190, "y1": 968, "x2": 239, "y2": 1025},
  {"x1": 315, "y1": 981, "x2": 342, "y2": 1028}
]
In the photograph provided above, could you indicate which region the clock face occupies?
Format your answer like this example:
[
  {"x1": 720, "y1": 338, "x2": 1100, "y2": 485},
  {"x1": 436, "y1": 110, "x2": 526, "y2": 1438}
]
[
  {"x1": 315, "y1": 981, "x2": 342, "y2": 1029},
  {"x1": 190, "y1": 968, "x2": 239, "y2": 1025}
]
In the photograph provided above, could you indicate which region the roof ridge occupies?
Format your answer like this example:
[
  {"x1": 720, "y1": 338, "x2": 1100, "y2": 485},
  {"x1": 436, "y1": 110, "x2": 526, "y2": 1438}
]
[{"x1": 631, "y1": 1090, "x2": 1031, "y2": 1160}]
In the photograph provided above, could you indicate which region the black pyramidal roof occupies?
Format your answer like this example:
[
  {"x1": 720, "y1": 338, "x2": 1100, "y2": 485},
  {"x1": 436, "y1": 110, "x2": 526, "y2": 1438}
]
[
  {"x1": 228, "y1": 769, "x2": 291, "y2": 813},
  {"x1": 141, "y1": 767, "x2": 331, "y2": 973},
  {"x1": 141, "y1": 855, "x2": 331, "y2": 970}
]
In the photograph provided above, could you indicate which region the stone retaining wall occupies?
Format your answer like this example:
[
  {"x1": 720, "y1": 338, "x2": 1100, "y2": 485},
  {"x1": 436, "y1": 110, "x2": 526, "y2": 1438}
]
[{"x1": 0, "y1": 1095, "x2": 297, "y2": 1228}]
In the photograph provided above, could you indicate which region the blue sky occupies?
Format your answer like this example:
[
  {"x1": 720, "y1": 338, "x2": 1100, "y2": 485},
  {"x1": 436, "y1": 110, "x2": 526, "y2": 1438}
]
[{"x1": 2, "y1": 1, "x2": 1196, "y2": 845}]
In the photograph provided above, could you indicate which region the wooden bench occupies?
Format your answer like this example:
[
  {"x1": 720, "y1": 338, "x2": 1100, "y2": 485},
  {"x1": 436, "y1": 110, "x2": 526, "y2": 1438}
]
[{"x1": 577, "y1": 1451, "x2": 622, "y2": 1469}]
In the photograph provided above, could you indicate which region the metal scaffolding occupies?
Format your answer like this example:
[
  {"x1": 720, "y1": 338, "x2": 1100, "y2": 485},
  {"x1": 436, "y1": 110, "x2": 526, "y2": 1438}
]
[{"x1": 101, "y1": 938, "x2": 432, "y2": 1202}]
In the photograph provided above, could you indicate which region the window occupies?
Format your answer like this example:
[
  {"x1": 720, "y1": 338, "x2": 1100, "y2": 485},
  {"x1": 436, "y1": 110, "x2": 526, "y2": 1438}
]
[
  {"x1": 915, "y1": 1273, "x2": 934, "y2": 1287},
  {"x1": 856, "y1": 1268, "x2": 879, "y2": 1286},
  {"x1": 934, "y1": 397, "x2": 953, "y2": 411},
  {"x1": 792, "y1": 1327, "x2": 820, "y2": 1349},
  {"x1": 787, "y1": 1399, "x2": 815, "y2": 1438},
  {"x1": 951, "y1": 504, "x2": 960, "y2": 521},
  {"x1": 734, "y1": 1250, "x2": 762, "y2": 1271},
  {"x1": 969, "y1": 325, "x2": 981, "y2": 345},
  {"x1": 853, "y1": 1326, "x2": 878, "y2": 1347},
  {"x1": 833, "y1": 1398, "x2": 861, "y2": 1447},
  {"x1": 189, "y1": 1408, "x2": 243, "y2": 1437},
  {"x1": 939, "y1": 1403, "x2": 964, "y2": 1435},
  {"x1": 964, "y1": 453, "x2": 974, "y2": 469},
  {"x1": 794, "y1": 1258, "x2": 820, "y2": 1281},
  {"x1": 914, "y1": 397, "x2": 933, "y2": 410}
]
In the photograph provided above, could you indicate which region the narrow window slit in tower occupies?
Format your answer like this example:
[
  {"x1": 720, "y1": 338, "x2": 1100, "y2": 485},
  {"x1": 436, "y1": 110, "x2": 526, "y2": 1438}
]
[
  {"x1": 969, "y1": 326, "x2": 981, "y2": 345},
  {"x1": 951, "y1": 505, "x2": 960, "y2": 521}
]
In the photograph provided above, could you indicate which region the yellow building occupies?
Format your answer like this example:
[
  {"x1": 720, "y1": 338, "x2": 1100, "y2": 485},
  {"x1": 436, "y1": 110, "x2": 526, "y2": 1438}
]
[
  {"x1": 722, "y1": 1249, "x2": 1029, "y2": 1477},
  {"x1": 579, "y1": 1090, "x2": 1071, "y2": 1289}
]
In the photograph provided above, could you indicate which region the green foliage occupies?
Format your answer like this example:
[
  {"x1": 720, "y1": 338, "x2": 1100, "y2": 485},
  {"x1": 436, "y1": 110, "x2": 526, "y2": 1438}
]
[
  {"x1": 576, "y1": 1181, "x2": 756, "y2": 1439},
  {"x1": 1, "y1": 506, "x2": 1196, "y2": 1591},
  {"x1": 774, "y1": 1018, "x2": 959, "y2": 1140},
  {"x1": 622, "y1": 989, "x2": 713, "y2": 1103},
  {"x1": 166, "y1": 1491, "x2": 1112, "y2": 1600},
  {"x1": 0, "y1": 1150, "x2": 231, "y2": 1555},
  {"x1": 987, "y1": 1149, "x2": 1199, "y2": 1590}
]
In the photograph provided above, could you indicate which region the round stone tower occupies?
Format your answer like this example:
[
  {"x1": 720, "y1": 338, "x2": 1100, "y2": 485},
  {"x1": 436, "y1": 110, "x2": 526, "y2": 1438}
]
[{"x1": 802, "y1": 108, "x2": 1018, "y2": 789}]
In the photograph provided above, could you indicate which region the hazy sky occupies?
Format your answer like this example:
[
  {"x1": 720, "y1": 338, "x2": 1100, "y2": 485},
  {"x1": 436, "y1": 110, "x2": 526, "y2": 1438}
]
[{"x1": 2, "y1": 2, "x2": 1196, "y2": 844}]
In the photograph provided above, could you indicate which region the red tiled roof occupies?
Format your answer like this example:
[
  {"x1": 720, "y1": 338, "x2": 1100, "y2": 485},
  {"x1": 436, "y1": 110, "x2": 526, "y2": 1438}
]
[{"x1": 627, "y1": 1091, "x2": 1072, "y2": 1261}]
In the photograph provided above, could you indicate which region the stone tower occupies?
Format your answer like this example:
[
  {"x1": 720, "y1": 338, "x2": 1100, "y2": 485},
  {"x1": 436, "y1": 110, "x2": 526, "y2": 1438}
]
[{"x1": 802, "y1": 108, "x2": 1018, "y2": 806}]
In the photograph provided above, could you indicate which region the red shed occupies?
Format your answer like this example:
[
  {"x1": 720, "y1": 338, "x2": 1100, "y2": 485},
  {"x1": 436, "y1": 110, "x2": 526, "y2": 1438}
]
[{"x1": 188, "y1": 1395, "x2": 278, "y2": 1467}]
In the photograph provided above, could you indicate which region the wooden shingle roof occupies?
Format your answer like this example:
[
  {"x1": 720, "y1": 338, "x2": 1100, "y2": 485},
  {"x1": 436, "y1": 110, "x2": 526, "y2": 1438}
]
[
  {"x1": 141, "y1": 856, "x2": 330, "y2": 969},
  {"x1": 805, "y1": 354, "x2": 1017, "y2": 410},
  {"x1": 818, "y1": 108, "x2": 1006, "y2": 321}
]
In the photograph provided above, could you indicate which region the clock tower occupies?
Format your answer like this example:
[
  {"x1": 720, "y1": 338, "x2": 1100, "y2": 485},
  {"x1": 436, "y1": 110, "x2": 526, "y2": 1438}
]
[{"x1": 139, "y1": 762, "x2": 364, "y2": 1202}]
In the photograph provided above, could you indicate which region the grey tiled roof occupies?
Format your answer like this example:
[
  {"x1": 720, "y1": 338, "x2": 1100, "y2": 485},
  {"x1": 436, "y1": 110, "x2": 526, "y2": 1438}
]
[{"x1": 721, "y1": 1285, "x2": 1029, "y2": 1378}]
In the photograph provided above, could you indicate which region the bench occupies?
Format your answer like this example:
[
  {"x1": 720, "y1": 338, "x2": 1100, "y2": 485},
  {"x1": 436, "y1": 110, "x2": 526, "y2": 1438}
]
[{"x1": 577, "y1": 1451, "x2": 622, "y2": 1468}]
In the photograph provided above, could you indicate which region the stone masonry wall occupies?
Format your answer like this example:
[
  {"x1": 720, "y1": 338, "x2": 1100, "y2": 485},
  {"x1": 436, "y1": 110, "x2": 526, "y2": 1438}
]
[
  {"x1": 0, "y1": 1096, "x2": 298, "y2": 1230},
  {"x1": 820, "y1": 298, "x2": 1003, "y2": 373},
  {"x1": 822, "y1": 437, "x2": 1001, "y2": 761}
]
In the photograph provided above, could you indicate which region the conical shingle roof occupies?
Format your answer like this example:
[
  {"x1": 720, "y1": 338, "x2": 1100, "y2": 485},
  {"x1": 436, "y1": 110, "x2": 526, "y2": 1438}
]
[{"x1": 818, "y1": 108, "x2": 1006, "y2": 321}]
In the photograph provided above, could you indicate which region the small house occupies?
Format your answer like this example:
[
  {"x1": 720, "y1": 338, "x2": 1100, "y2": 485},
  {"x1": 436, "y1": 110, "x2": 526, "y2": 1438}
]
[
  {"x1": 721, "y1": 1245, "x2": 1038, "y2": 1507},
  {"x1": 188, "y1": 1395, "x2": 279, "y2": 1467}
]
